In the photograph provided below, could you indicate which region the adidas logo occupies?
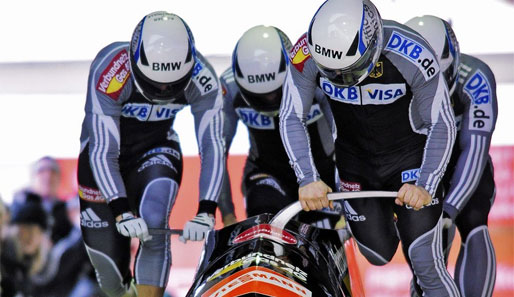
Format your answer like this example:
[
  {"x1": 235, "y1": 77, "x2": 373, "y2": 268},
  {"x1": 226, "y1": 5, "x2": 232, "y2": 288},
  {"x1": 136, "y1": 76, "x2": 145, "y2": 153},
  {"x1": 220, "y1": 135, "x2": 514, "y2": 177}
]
[
  {"x1": 344, "y1": 201, "x2": 366, "y2": 222},
  {"x1": 80, "y1": 208, "x2": 109, "y2": 228}
]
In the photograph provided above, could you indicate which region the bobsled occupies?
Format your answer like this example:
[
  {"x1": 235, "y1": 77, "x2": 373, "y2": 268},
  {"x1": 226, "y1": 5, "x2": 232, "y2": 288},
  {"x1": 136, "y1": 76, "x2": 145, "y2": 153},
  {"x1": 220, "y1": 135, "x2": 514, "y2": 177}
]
[{"x1": 185, "y1": 191, "x2": 397, "y2": 297}]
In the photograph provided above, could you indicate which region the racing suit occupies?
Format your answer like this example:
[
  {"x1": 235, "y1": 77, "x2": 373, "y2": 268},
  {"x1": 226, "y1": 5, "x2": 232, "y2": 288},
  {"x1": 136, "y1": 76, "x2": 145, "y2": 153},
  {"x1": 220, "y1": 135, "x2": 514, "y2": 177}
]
[
  {"x1": 220, "y1": 67, "x2": 339, "y2": 227},
  {"x1": 280, "y1": 20, "x2": 459, "y2": 296},
  {"x1": 77, "y1": 42, "x2": 224, "y2": 296},
  {"x1": 441, "y1": 54, "x2": 497, "y2": 297}
]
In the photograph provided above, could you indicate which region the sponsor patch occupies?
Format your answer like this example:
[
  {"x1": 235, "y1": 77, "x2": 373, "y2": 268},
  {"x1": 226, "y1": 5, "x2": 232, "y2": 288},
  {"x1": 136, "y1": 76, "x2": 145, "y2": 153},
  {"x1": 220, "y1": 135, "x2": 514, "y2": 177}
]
[
  {"x1": 401, "y1": 168, "x2": 420, "y2": 183},
  {"x1": 385, "y1": 31, "x2": 439, "y2": 81},
  {"x1": 339, "y1": 180, "x2": 361, "y2": 192},
  {"x1": 192, "y1": 59, "x2": 218, "y2": 95},
  {"x1": 233, "y1": 224, "x2": 297, "y2": 245},
  {"x1": 343, "y1": 201, "x2": 367, "y2": 222},
  {"x1": 202, "y1": 266, "x2": 311, "y2": 297},
  {"x1": 290, "y1": 34, "x2": 311, "y2": 72},
  {"x1": 121, "y1": 102, "x2": 185, "y2": 121},
  {"x1": 142, "y1": 147, "x2": 181, "y2": 160},
  {"x1": 207, "y1": 252, "x2": 308, "y2": 282},
  {"x1": 137, "y1": 154, "x2": 176, "y2": 173},
  {"x1": 305, "y1": 104, "x2": 323, "y2": 125},
  {"x1": 361, "y1": 83, "x2": 406, "y2": 104},
  {"x1": 78, "y1": 185, "x2": 106, "y2": 203},
  {"x1": 236, "y1": 107, "x2": 275, "y2": 130},
  {"x1": 320, "y1": 77, "x2": 360, "y2": 105},
  {"x1": 464, "y1": 70, "x2": 494, "y2": 132},
  {"x1": 321, "y1": 77, "x2": 407, "y2": 105},
  {"x1": 80, "y1": 208, "x2": 109, "y2": 228},
  {"x1": 96, "y1": 49, "x2": 131, "y2": 100}
]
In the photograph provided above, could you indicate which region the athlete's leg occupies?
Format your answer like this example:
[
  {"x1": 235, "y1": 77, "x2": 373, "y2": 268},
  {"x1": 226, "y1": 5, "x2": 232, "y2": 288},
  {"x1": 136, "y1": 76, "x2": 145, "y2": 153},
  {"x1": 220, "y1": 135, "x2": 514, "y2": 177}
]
[
  {"x1": 336, "y1": 160, "x2": 399, "y2": 265},
  {"x1": 125, "y1": 144, "x2": 183, "y2": 296},
  {"x1": 242, "y1": 159, "x2": 296, "y2": 218},
  {"x1": 395, "y1": 190, "x2": 460, "y2": 297},
  {"x1": 344, "y1": 195, "x2": 399, "y2": 265},
  {"x1": 453, "y1": 164, "x2": 496, "y2": 297},
  {"x1": 78, "y1": 149, "x2": 133, "y2": 297}
]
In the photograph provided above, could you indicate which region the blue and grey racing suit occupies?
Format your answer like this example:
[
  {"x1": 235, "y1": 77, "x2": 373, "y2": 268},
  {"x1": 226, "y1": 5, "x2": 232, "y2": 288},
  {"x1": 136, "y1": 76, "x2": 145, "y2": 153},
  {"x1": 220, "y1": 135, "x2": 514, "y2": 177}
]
[
  {"x1": 77, "y1": 42, "x2": 225, "y2": 296},
  {"x1": 279, "y1": 20, "x2": 459, "y2": 297},
  {"x1": 219, "y1": 67, "x2": 339, "y2": 227}
]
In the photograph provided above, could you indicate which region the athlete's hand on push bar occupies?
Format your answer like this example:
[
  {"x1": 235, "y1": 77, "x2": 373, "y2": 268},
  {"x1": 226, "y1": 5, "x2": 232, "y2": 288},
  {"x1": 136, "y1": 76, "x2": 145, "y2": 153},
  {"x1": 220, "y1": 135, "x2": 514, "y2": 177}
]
[
  {"x1": 395, "y1": 183, "x2": 432, "y2": 211},
  {"x1": 298, "y1": 180, "x2": 334, "y2": 211}
]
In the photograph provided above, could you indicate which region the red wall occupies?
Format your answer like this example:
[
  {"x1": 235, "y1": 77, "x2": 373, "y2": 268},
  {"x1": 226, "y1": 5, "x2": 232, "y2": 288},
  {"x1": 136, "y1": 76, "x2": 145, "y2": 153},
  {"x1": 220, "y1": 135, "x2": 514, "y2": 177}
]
[{"x1": 56, "y1": 147, "x2": 514, "y2": 296}]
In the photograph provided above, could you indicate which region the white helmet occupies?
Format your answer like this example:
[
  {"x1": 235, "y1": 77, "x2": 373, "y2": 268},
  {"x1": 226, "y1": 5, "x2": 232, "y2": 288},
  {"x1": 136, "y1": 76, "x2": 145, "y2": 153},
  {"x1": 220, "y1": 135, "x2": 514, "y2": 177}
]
[
  {"x1": 405, "y1": 15, "x2": 460, "y2": 94},
  {"x1": 232, "y1": 25, "x2": 292, "y2": 115},
  {"x1": 130, "y1": 11, "x2": 196, "y2": 103},
  {"x1": 308, "y1": 0, "x2": 383, "y2": 87}
]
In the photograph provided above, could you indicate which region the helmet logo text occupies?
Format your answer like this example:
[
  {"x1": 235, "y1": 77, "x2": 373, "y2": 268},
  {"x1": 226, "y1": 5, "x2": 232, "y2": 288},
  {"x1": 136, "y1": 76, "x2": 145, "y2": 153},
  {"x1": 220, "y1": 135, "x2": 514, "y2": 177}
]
[
  {"x1": 152, "y1": 62, "x2": 182, "y2": 71},
  {"x1": 314, "y1": 44, "x2": 343, "y2": 59},
  {"x1": 247, "y1": 72, "x2": 276, "y2": 83}
]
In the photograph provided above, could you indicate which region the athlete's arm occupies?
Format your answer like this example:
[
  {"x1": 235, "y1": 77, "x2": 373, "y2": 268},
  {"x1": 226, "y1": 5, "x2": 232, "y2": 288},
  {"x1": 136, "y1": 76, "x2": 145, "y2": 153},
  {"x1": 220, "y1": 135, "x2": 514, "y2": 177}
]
[
  {"x1": 217, "y1": 70, "x2": 239, "y2": 220},
  {"x1": 279, "y1": 59, "x2": 320, "y2": 187},
  {"x1": 188, "y1": 57, "x2": 226, "y2": 215},
  {"x1": 444, "y1": 61, "x2": 498, "y2": 219},
  {"x1": 84, "y1": 43, "x2": 132, "y2": 217}
]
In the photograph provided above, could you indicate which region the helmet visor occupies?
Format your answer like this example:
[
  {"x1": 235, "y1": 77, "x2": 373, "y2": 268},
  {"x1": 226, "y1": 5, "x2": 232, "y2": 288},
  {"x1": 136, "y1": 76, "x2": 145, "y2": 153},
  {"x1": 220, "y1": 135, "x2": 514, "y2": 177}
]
[
  {"x1": 239, "y1": 86, "x2": 283, "y2": 116},
  {"x1": 131, "y1": 61, "x2": 193, "y2": 103},
  {"x1": 315, "y1": 31, "x2": 382, "y2": 88}
]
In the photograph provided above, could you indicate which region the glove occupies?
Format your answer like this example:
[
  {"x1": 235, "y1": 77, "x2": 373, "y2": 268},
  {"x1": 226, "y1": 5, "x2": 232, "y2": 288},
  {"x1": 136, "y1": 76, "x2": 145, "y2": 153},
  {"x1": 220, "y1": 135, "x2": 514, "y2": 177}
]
[
  {"x1": 115, "y1": 212, "x2": 152, "y2": 242},
  {"x1": 179, "y1": 213, "x2": 215, "y2": 243},
  {"x1": 442, "y1": 211, "x2": 453, "y2": 229}
]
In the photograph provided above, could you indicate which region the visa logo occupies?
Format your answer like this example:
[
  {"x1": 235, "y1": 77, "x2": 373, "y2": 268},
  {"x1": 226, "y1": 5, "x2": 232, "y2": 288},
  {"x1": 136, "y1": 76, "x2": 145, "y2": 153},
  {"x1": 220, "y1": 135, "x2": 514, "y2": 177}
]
[
  {"x1": 361, "y1": 83, "x2": 406, "y2": 104},
  {"x1": 121, "y1": 103, "x2": 185, "y2": 121},
  {"x1": 236, "y1": 108, "x2": 275, "y2": 130},
  {"x1": 464, "y1": 70, "x2": 491, "y2": 105},
  {"x1": 401, "y1": 168, "x2": 420, "y2": 183}
]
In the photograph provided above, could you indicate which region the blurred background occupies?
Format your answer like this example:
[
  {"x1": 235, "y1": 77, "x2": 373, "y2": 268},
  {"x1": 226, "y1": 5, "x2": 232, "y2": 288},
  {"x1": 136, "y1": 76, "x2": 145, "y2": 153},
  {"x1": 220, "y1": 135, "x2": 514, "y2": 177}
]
[{"x1": 0, "y1": 0, "x2": 512, "y2": 296}]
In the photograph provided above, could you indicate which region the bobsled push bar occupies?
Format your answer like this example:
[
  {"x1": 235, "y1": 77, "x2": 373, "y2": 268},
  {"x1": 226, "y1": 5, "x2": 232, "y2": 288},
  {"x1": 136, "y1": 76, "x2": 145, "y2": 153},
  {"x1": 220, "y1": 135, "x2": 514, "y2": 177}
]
[
  {"x1": 148, "y1": 228, "x2": 183, "y2": 236},
  {"x1": 270, "y1": 191, "x2": 398, "y2": 230}
]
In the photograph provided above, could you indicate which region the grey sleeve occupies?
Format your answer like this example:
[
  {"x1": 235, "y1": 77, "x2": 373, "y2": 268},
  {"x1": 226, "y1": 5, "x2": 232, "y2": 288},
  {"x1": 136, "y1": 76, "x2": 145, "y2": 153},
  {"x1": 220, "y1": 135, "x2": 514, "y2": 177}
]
[
  {"x1": 384, "y1": 25, "x2": 457, "y2": 196},
  {"x1": 444, "y1": 62, "x2": 498, "y2": 218},
  {"x1": 220, "y1": 72, "x2": 240, "y2": 153},
  {"x1": 84, "y1": 43, "x2": 131, "y2": 202},
  {"x1": 188, "y1": 58, "x2": 226, "y2": 203},
  {"x1": 412, "y1": 74, "x2": 457, "y2": 196},
  {"x1": 218, "y1": 71, "x2": 239, "y2": 215},
  {"x1": 279, "y1": 60, "x2": 321, "y2": 187},
  {"x1": 314, "y1": 87, "x2": 337, "y2": 146}
]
